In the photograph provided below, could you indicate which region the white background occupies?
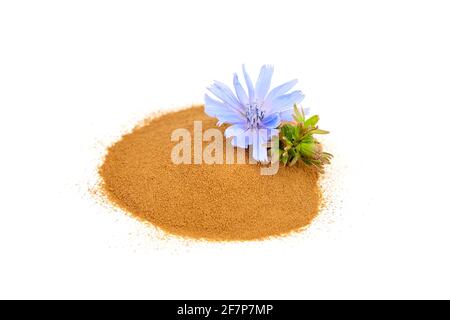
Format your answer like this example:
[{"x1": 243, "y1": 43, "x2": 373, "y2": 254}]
[{"x1": 1, "y1": 0, "x2": 449, "y2": 299}]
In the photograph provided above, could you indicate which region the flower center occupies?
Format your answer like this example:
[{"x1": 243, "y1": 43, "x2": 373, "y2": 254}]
[{"x1": 246, "y1": 104, "x2": 264, "y2": 128}]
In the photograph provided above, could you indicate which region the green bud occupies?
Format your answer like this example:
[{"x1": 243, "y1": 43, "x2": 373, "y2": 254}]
[{"x1": 278, "y1": 104, "x2": 332, "y2": 172}]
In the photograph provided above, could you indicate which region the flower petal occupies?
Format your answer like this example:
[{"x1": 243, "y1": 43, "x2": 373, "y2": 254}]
[
  {"x1": 204, "y1": 94, "x2": 229, "y2": 116},
  {"x1": 255, "y1": 65, "x2": 274, "y2": 101},
  {"x1": 266, "y1": 90, "x2": 305, "y2": 114},
  {"x1": 264, "y1": 79, "x2": 298, "y2": 107},
  {"x1": 224, "y1": 124, "x2": 246, "y2": 138},
  {"x1": 251, "y1": 129, "x2": 268, "y2": 162},
  {"x1": 208, "y1": 81, "x2": 243, "y2": 113},
  {"x1": 215, "y1": 114, "x2": 247, "y2": 126},
  {"x1": 231, "y1": 129, "x2": 252, "y2": 148},
  {"x1": 279, "y1": 109, "x2": 294, "y2": 122},
  {"x1": 242, "y1": 65, "x2": 255, "y2": 102},
  {"x1": 261, "y1": 112, "x2": 281, "y2": 129},
  {"x1": 204, "y1": 94, "x2": 246, "y2": 125},
  {"x1": 233, "y1": 73, "x2": 249, "y2": 106}
]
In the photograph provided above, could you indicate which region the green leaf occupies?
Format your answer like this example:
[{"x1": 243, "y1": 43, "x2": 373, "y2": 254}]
[
  {"x1": 299, "y1": 142, "x2": 315, "y2": 158},
  {"x1": 292, "y1": 125, "x2": 300, "y2": 140},
  {"x1": 293, "y1": 104, "x2": 305, "y2": 123},
  {"x1": 281, "y1": 153, "x2": 289, "y2": 165},
  {"x1": 281, "y1": 136, "x2": 292, "y2": 146},
  {"x1": 289, "y1": 154, "x2": 300, "y2": 166},
  {"x1": 281, "y1": 124, "x2": 295, "y2": 141},
  {"x1": 309, "y1": 129, "x2": 329, "y2": 135},
  {"x1": 305, "y1": 115, "x2": 319, "y2": 128},
  {"x1": 301, "y1": 135, "x2": 314, "y2": 144},
  {"x1": 288, "y1": 148, "x2": 297, "y2": 157}
]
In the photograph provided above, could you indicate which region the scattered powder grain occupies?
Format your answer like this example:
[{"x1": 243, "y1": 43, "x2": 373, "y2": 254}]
[{"x1": 99, "y1": 106, "x2": 321, "y2": 241}]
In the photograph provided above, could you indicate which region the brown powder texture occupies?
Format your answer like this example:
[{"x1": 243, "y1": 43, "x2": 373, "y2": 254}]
[{"x1": 99, "y1": 106, "x2": 321, "y2": 241}]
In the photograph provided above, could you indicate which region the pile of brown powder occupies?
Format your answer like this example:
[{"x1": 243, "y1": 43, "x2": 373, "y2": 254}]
[{"x1": 99, "y1": 106, "x2": 321, "y2": 241}]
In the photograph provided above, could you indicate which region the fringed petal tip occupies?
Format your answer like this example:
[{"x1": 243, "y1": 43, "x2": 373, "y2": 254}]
[{"x1": 267, "y1": 90, "x2": 305, "y2": 114}]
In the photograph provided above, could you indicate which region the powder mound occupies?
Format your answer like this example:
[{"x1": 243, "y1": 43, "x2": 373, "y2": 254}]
[{"x1": 100, "y1": 106, "x2": 321, "y2": 241}]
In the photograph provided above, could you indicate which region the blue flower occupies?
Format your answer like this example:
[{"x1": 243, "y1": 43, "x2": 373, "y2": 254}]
[{"x1": 204, "y1": 65, "x2": 305, "y2": 162}]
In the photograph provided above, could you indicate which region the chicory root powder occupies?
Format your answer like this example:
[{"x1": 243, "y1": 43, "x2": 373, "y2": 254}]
[{"x1": 99, "y1": 106, "x2": 321, "y2": 241}]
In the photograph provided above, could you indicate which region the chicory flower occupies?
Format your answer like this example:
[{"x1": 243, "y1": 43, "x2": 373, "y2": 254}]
[{"x1": 205, "y1": 65, "x2": 304, "y2": 161}]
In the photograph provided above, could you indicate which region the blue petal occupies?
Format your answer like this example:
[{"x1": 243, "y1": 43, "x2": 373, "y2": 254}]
[
  {"x1": 251, "y1": 129, "x2": 268, "y2": 162},
  {"x1": 257, "y1": 128, "x2": 278, "y2": 143},
  {"x1": 208, "y1": 81, "x2": 243, "y2": 113},
  {"x1": 233, "y1": 73, "x2": 249, "y2": 105},
  {"x1": 213, "y1": 80, "x2": 241, "y2": 105},
  {"x1": 279, "y1": 110, "x2": 294, "y2": 122},
  {"x1": 231, "y1": 129, "x2": 252, "y2": 148},
  {"x1": 242, "y1": 65, "x2": 255, "y2": 102},
  {"x1": 255, "y1": 65, "x2": 274, "y2": 101},
  {"x1": 215, "y1": 114, "x2": 247, "y2": 126},
  {"x1": 264, "y1": 79, "x2": 298, "y2": 107},
  {"x1": 266, "y1": 90, "x2": 305, "y2": 113},
  {"x1": 224, "y1": 124, "x2": 246, "y2": 138},
  {"x1": 204, "y1": 94, "x2": 246, "y2": 125},
  {"x1": 204, "y1": 93, "x2": 230, "y2": 116},
  {"x1": 261, "y1": 113, "x2": 281, "y2": 129}
]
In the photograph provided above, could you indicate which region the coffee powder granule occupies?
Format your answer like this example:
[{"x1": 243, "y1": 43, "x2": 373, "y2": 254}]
[{"x1": 99, "y1": 106, "x2": 321, "y2": 241}]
